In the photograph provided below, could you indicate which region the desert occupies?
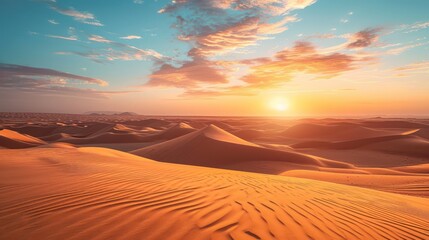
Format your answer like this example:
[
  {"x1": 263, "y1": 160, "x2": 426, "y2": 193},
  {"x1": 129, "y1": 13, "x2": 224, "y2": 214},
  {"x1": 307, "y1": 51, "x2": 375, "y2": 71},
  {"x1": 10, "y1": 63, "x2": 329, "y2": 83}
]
[{"x1": 1, "y1": 113, "x2": 429, "y2": 239}]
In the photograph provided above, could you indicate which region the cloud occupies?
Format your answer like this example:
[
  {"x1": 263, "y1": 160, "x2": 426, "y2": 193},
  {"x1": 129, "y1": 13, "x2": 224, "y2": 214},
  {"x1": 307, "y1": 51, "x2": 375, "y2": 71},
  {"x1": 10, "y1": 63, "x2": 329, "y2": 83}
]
[
  {"x1": 241, "y1": 41, "x2": 360, "y2": 88},
  {"x1": 347, "y1": 28, "x2": 382, "y2": 49},
  {"x1": 145, "y1": 0, "x2": 317, "y2": 94},
  {"x1": 184, "y1": 15, "x2": 299, "y2": 57},
  {"x1": 159, "y1": 0, "x2": 316, "y2": 15},
  {"x1": 397, "y1": 21, "x2": 429, "y2": 33},
  {"x1": 0, "y1": 63, "x2": 107, "y2": 86},
  {"x1": 53, "y1": 33, "x2": 162, "y2": 63},
  {"x1": 385, "y1": 41, "x2": 428, "y2": 55},
  {"x1": 46, "y1": 34, "x2": 77, "y2": 41},
  {"x1": 133, "y1": 0, "x2": 144, "y2": 4},
  {"x1": 48, "y1": 19, "x2": 59, "y2": 25},
  {"x1": 159, "y1": 0, "x2": 312, "y2": 58},
  {"x1": 42, "y1": 27, "x2": 78, "y2": 41},
  {"x1": 395, "y1": 61, "x2": 429, "y2": 73},
  {"x1": 57, "y1": 38, "x2": 164, "y2": 63},
  {"x1": 148, "y1": 40, "x2": 373, "y2": 97},
  {"x1": 0, "y1": 63, "x2": 117, "y2": 98},
  {"x1": 410, "y1": 21, "x2": 429, "y2": 30},
  {"x1": 46, "y1": 2, "x2": 104, "y2": 26},
  {"x1": 120, "y1": 35, "x2": 142, "y2": 40},
  {"x1": 88, "y1": 34, "x2": 112, "y2": 43},
  {"x1": 146, "y1": 57, "x2": 228, "y2": 88}
]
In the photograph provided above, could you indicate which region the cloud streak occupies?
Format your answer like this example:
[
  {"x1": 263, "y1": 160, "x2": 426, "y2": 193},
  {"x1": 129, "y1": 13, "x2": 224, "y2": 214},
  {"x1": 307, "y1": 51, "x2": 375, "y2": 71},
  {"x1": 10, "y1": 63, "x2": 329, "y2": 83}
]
[
  {"x1": 0, "y1": 63, "x2": 114, "y2": 98},
  {"x1": 120, "y1": 35, "x2": 142, "y2": 40},
  {"x1": 58, "y1": 35, "x2": 163, "y2": 63},
  {"x1": 46, "y1": 2, "x2": 104, "y2": 26},
  {"x1": 0, "y1": 63, "x2": 108, "y2": 86}
]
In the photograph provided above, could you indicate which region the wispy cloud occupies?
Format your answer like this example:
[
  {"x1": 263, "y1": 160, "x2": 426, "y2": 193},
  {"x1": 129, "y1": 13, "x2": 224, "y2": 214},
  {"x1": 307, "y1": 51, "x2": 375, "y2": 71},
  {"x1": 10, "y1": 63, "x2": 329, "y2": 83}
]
[
  {"x1": 43, "y1": 27, "x2": 78, "y2": 41},
  {"x1": 46, "y1": 34, "x2": 77, "y2": 41},
  {"x1": 386, "y1": 41, "x2": 429, "y2": 55},
  {"x1": 133, "y1": 0, "x2": 144, "y2": 4},
  {"x1": 58, "y1": 34, "x2": 163, "y2": 62},
  {"x1": 48, "y1": 19, "x2": 59, "y2": 25},
  {"x1": 0, "y1": 63, "x2": 107, "y2": 86},
  {"x1": 46, "y1": 1, "x2": 104, "y2": 26},
  {"x1": 398, "y1": 20, "x2": 429, "y2": 33},
  {"x1": 0, "y1": 63, "x2": 119, "y2": 98},
  {"x1": 395, "y1": 61, "x2": 429, "y2": 73},
  {"x1": 120, "y1": 35, "x2": 142, "y2": 40},
  {"x1": 88, "y1": 34, "x2": 112, "y2": 43}
]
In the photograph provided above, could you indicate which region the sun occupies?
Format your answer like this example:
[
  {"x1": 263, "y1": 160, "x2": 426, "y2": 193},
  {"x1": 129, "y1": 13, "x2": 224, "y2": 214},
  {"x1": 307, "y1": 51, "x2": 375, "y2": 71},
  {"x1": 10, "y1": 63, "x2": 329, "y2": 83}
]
[{"x1": 268, "y1": 97, "x2": 289, "y2": 112}]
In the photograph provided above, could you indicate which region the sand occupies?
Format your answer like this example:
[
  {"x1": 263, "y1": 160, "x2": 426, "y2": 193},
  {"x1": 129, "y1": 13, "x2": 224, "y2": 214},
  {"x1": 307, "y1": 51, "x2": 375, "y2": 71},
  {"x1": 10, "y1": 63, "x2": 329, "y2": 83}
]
[
  {"x1": 1, "y1": 113, "x2": 429, "y2": 239},
  {"x1": 0, "y1": 129, "x2": 46, "y2": 148},
  {"x1": 1, "y1": 147, "x2": 428, "y2": 240}
]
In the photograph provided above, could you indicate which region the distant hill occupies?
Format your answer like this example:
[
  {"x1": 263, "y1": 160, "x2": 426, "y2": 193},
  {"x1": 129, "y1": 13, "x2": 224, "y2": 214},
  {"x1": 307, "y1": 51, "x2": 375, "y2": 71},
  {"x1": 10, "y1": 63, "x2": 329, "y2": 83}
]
[{"x1": 84, "y1": 111, "x2": 138, "y2": 116}]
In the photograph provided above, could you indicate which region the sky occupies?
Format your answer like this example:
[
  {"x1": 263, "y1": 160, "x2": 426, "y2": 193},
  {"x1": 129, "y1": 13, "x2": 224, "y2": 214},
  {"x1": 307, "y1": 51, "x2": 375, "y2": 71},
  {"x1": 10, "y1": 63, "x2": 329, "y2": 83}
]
[{"x1": 0, "y1": 0, "x2": 428, "y2": 116}]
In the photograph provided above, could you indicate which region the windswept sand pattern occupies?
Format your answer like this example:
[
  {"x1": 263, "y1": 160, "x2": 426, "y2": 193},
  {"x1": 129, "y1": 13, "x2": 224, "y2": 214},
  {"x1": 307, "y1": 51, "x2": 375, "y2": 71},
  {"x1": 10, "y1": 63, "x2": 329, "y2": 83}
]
[{"x1": 1, "y1": 148, "x2": 428, "y2": 240}]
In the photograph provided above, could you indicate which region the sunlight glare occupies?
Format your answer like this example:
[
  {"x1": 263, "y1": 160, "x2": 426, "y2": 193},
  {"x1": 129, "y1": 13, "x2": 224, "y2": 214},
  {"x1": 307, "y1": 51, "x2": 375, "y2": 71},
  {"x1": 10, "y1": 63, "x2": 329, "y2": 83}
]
[{"x1": 269, "y1": 97, "x2": 289, "y2": 112}]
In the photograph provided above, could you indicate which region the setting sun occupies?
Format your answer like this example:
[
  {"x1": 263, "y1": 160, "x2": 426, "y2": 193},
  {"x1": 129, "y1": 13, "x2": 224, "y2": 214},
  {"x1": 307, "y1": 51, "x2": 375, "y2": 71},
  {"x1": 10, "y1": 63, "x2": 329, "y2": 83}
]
[{"x1": 269, "y1": 97, "x2": 290, "y2": 112}]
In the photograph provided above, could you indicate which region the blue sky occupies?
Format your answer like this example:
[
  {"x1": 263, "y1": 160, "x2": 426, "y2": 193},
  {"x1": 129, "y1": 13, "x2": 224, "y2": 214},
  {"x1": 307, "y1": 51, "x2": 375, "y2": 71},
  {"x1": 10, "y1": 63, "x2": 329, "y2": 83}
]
[{"x1": 0, "y1": 0, "x2": 428, "y2": 116}]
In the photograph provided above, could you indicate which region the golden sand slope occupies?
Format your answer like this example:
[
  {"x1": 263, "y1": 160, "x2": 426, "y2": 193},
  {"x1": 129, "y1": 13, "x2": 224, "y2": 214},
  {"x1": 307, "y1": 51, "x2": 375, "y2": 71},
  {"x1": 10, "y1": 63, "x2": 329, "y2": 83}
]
[
  {"x1": 283, "y1": 170, "x2": 429, "y2": 198},
  {"x1": 1, "y1": 147, "x2": 428, "y2": 240},
  {"x1": 0, "y1": 129, "x2": 46, "y2": 148}
]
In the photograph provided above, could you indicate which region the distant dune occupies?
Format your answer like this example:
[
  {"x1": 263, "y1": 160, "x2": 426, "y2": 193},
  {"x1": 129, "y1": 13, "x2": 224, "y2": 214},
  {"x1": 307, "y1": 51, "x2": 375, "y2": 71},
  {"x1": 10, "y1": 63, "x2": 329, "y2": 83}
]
[
  {"x1": 292, "y1": 134, "x2": 429, "y2": 158},
  {"x1": 1, "y1": 147, "x2": 428, "y2": 240},
  {"x1": 282, "y1": 123, "x2": 398, "y2": 141}
]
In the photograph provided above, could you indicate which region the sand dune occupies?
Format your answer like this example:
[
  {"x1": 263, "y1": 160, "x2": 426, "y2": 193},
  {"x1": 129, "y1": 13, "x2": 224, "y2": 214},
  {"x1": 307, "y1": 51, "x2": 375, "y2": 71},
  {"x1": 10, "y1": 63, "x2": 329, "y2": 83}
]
[
  {"x1": 359, "y1": 120, "x2": 429, "y2": 129},
  {"x1": 9, "y1": 125, "x2": 57, "y2": 137},
  {"x1": 282, "y1": 123, "x2": 397, "y2": 141},
  {"x1": 1, "y1": 147, "x2": 428, "y2": 240},
  {"x1": 232, "y1": 129, "x2": 264, "y2": 140},
  {"x1": 57, "y1": 122, "x2": 195, "y2": 145},
  {"x1": 364, "y1": 136, "x2": 429, "y2": 158},
  {"x1": 121, "y1": 118, "x2": 171, "y2": 129},
  {"x1": 0, "y1": 129, "x2": 46, "y2": 149},
  {"x1": 412, "y1": 128, "x2": 429, "y2": 139},
  {"x1": 283, "y1": 170, "x2": 429, "y2": 197},
  {"x1": 62, "y1": 132, "x2": 148, "y2": 144},
  {"x1": 293, "y1": 134, "x2": 429, "y2": 158},
  {"x1": 145, "y1": 122, "x2": 196, "y2": 140},
  {"x1": 40, "y1": 132, "x2": 72, "y2": 141},
  {"x1": 132, "y1": 125, "x2": 353, "y2": 170}
]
